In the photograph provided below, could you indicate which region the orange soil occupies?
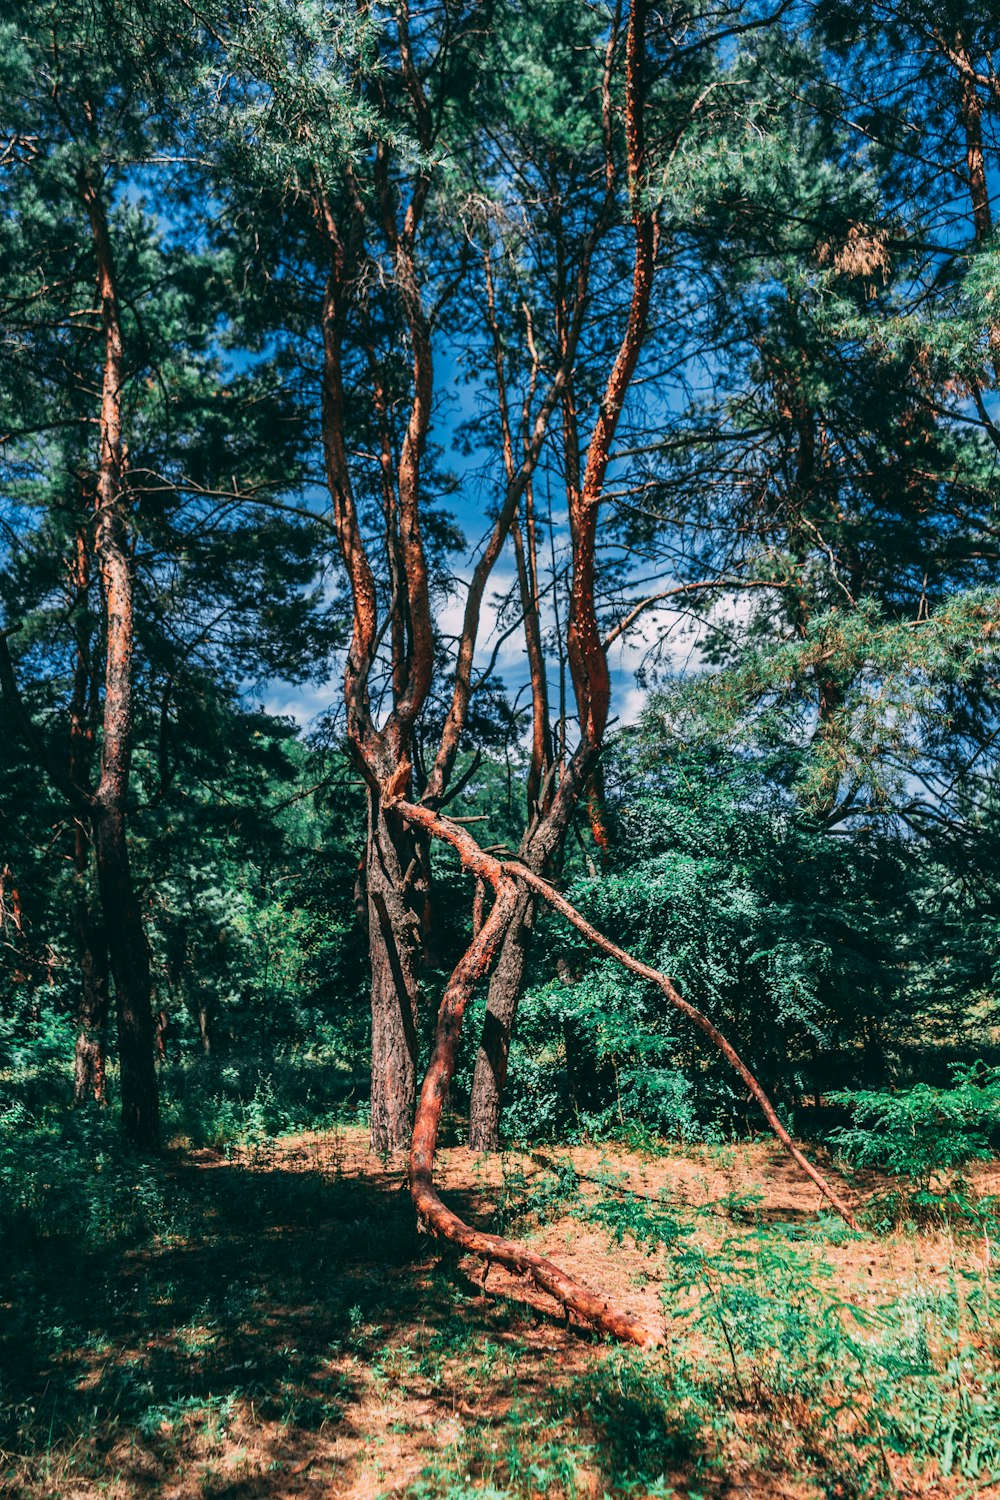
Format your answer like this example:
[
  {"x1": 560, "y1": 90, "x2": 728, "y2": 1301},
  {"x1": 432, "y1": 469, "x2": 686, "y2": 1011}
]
[{"x1": 9, "y1": 1130, "x2": 1000, "y2": 1500}]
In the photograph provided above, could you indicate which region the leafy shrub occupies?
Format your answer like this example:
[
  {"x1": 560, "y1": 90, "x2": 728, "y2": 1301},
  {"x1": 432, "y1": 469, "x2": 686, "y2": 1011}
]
[
  {"x1": 498, "y1": 970, "x2": 706, "y2": 1145},
  {"x1": 828, "y1": 1064, "x2": 1000, "y2": 1192}
]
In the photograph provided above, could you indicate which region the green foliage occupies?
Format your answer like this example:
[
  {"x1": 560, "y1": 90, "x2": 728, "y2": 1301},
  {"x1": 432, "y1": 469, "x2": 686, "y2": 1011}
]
[
  {"x1": 499, "y1": 970, "x2": 704, "y2": 1145},
  {"x1": 0, "y1": 1094, "x2": 174, "y2": 1253},
  {"x1": 570, "y1": 1180, "x2": 1000, "y2": 1496},
  {"x1": 496, "y1": 744, "x2": 992, "y2": 1144},
  {"x1": 829, "y1": 1064, "x2": 1000, "y2": 1192}
]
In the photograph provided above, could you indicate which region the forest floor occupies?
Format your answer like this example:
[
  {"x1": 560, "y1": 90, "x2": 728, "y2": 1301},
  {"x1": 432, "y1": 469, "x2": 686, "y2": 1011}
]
[{"x1": 4, "y1": 1127, "x2": 1000, "y2": 1500}]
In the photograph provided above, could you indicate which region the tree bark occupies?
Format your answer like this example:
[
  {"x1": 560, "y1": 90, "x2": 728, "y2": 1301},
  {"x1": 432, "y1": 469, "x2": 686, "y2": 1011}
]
[
  {"x1": 93, "y1": 804, "x2": 158, "y2": 1146},
  {"x1": 469, "y1": 884, "x2": 535, "y2": 1150},
  {"x1": 467, "y1": 757, "x2": 586, "y2": 1147},
  {"x1": 953, "y1": 33, "x2": 992, "y2": 246},
  {"x1": 366, "y1": 790, "x2": 421, "y2": 1153},
  {"x1": 72, "y1": 894, "x2": 109, "y2": 1106},
  {"x1": 409, "y1": 842, "x2": 657, "y2": 1347},
  {"x1": 69, "y1": 511, "x2": 108, "y2": 1107},
  {"x1": 467, "y1": 0, "x2": 656, "y2": 1146},
  {"x1": 81, "y1": 166, "x2": 159, "y2": 1148}
]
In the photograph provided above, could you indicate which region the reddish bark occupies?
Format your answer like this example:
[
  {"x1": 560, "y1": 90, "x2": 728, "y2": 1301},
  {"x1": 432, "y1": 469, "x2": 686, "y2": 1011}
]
[
  {"x1": 79, "y1": 168, "x2": 159, "y2": 1148},
  {"x1": 315, "y1": 178, "x2": 425, "y2": 1146},
  {"x1": 469, "y1": 0, "x2": 656, "y2": 1139},
  {"x1": 468, "y1": 881, "x2": 535, "y2": 1151},
  {"x1": 313, "y1": 12, "x2": 584, "y2": 1145},
  {"x1": 954, "y1": 33, "x2": 993, "y2": 246},
  {"x1": 423, "y1": 252, "x2": 572, "y2": 809},
  {"x1": 468, "y1": 747, "x2": 591, "y2": 1148},
  {"x1": 0, "y1": 167, "x2": 159, "y2": 1146},
  {"x1": 397, "y1": 798, "x2": 859, "y2": 1233},
  {"x1": 407, "y1": 815, "x2": 657, "y2": 1346},
  {"x1": 509, "y1": 858, "x2": 859, "y2": 1230},
  {"x1": 312, "y1": 6, "x2": 442, "y2": 1147},
  {"x1": 366, "y1": 790, "x2": 422, "y2": 1153},
  {"x1": 476, "y1": 251, "x2": 553, "y2": 820},
  {"x1": 68, "y1": 501, "x2": 109, "y2": 1105},
  {"x1": 316, "y1": 191, "x2": 379, "y2": 753},
  {"x1": 568, "y1": 0, "x2": 655, "y2": 752}
]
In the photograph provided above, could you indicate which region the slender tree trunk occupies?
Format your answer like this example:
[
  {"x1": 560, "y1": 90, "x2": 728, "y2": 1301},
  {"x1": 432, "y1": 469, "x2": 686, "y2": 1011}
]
[
  {"x1": 467, "y1": 0, "x2": 655, "y2": 1149},
  {"x1": 955, "y1": 36, "x2": 992, "y2": 246},
  {"x1": 78, "y1": 166, "x2": 160, "y2": 1148},
  {"x1": 72, "y1": 884, "x2": 109, "y2": 1105},
  {"x1": 93, "y1": 804, "x2": 159, "y2": 1146},
  {"x1": 469, "y1": 885, "x2": 534, "y2": 1150},
  {"x1": 70, "y1": 616, "x2": 109, "y2": 1104},
  {"x1": 467, "y1": 755, "x2": 584, "y2": 1146},
  {"x1": 69, "y1": 501, "x2": 109, "y2": 1106},
  {"x1": 366, "y1": 790, "x2": 421, "y2": 1153},
  {"x1": 467, "y1": 764, "x2": 583, "y2": 1147},
  {"x1": 196, "y1": 1005, "x2": 211, "y2": 1055}
]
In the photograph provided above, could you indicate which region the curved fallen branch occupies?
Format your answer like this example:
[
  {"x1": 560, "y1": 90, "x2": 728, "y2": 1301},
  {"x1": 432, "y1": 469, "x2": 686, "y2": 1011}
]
[
  {"x1": 404, "y1": 809, "x2": 659, "y2": 1347},
  {"x1": 396, "y1": 796, "x2": 859, "y2": 1238}
]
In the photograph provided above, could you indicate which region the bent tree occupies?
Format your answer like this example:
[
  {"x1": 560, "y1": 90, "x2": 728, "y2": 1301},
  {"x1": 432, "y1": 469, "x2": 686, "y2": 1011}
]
[
  {"x1": 220, "y1": 0, "x2": 599, "y2": 1149},
  {"x1": 396, "y1": 794, "x2": 858, "y2": 1344}
]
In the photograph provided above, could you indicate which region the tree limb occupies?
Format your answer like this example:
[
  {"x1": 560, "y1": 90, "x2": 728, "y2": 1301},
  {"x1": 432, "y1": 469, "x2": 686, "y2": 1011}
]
[{"x1": 395, "y1": 797, "x2": 860, "y2": 1235}]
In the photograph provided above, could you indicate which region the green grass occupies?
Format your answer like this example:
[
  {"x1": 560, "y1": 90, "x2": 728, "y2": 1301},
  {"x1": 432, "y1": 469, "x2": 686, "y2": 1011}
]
[{"x1": 3, "y1": 1064, "x2": 1000, "y2": 1498}]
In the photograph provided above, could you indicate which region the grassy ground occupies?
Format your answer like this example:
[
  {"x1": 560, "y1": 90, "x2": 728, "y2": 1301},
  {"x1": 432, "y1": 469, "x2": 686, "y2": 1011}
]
[{"x1": 2, "y1": 1127, "x2": 1000, "y2": 1499}]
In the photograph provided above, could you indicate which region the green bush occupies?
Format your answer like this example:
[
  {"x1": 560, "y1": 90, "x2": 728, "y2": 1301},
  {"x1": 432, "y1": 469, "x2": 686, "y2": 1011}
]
[{"x1": 828, "y1": 1063, "x2": 1000, "y2": 1192}]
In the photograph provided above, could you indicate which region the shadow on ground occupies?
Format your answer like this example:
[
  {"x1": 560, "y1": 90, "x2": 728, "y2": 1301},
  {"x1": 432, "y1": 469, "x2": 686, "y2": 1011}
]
[{"x1": 0, "y1": 1139, "x2": 708, "y2": 1498}]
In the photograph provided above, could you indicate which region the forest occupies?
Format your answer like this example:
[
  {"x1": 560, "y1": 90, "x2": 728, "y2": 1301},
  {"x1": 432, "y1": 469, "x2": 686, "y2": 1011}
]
[{"x1": 1, "y1": 0, "x2": 1000, "y2": 1494}]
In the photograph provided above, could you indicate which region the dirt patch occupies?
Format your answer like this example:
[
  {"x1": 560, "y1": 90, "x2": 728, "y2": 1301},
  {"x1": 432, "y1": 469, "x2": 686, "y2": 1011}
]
[{"x1": 4, "y1": 1129, "x2": 999, "y2": 1500}]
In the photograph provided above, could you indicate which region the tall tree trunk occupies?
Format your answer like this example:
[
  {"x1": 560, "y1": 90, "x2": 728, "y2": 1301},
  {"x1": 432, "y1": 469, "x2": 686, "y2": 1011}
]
[
  {"x1": 467, "y1": 780, "x2": 579, "y2": 1149},
  {"x1": 468, "y1": 0, "x2": 656, "y2": 1149},
  {"x1": 196, "y1": 1004, "x2": 211, "y2": 1055},
  {"x1": 81, "y1": 166, "x2": 159, "y2": 1148},
  {"x1": 72, "y1": 876, "x2": 109, "y2": 1106},
  {"x1": 69, "y1": 515, "x2": 108, "y2": 1106},
  {"x1": 954, "y1": 34, "x2": 992, "y2": 246},
  {"x1": 94, "y1": 804, "x2": 158, "y2": 1147},
  {"x1": 468, "y1": 885, "x2": 534, "y2": 1150},
  {"x1": 366, "y1": 790, "x2": 421, "y2": 1153}
]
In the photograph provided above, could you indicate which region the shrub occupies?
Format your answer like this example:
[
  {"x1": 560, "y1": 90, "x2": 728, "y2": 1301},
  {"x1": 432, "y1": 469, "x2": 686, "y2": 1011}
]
[{"x1": 828, "y1": 1063, "x2": 1000, "y2": 1193}]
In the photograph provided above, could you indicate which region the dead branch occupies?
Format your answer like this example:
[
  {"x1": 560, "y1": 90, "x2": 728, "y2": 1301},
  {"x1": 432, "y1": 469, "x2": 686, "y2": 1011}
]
[{"x1": 396, "y1": 797, "x2": 860, "y2": 1235}]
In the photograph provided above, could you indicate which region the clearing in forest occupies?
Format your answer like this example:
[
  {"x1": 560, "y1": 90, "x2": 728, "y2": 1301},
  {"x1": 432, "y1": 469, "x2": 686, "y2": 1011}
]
[{"x1": 3, "y1": 1129, "x2": 1000, "y2": 1499}]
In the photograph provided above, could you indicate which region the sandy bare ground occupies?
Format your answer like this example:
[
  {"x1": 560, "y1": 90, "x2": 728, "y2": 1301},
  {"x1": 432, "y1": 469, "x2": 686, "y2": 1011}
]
[{"x1": 5, "y1": 1129, "x2": 1000, "y2": 1500}]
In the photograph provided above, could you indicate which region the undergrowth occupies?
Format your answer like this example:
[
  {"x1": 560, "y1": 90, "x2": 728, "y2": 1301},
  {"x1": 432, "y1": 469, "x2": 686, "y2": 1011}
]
[
  {"x1": 478, "y1": 1152, "x2": 1000, "y2": 1498},
  {"x1": 3, "y1": 1047, "x2": 1000, "y2": 1500}
]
